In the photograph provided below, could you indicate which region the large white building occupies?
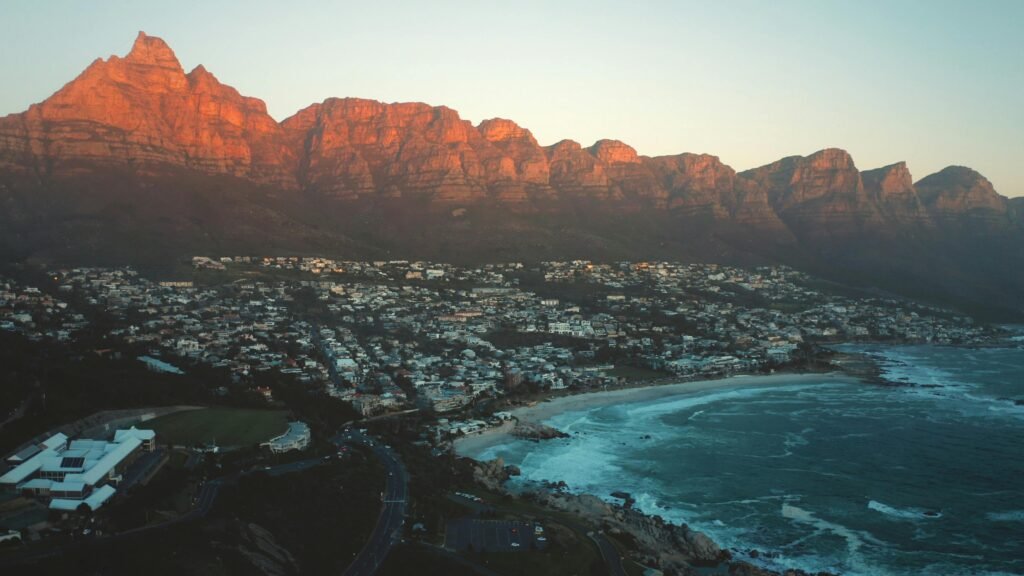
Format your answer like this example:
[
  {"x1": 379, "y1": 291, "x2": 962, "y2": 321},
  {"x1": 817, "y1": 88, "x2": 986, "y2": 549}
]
[
  {"x1": 262, "y1": 421, "x2": 310, "y2": 453},
  {"x1": 0, "y1": 427, "x2": 155, "y2": 511}
]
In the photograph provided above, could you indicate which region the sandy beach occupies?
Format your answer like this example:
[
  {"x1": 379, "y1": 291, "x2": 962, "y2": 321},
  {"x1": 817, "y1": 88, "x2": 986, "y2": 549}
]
[{"x1": 454, "y1": 371, "x2": 859, "y2": 455}]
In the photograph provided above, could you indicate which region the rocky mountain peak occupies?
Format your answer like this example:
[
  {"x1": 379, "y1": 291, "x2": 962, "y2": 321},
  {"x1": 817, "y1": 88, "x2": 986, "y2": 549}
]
[
  {"x1": 862, "y1": 162, "x2": 914, "y2": 196},
  {"x1": 478, "y1": 118, "x2": 537, "y2": 145},
  {"x1": 860, "y1": 162, "x2": 931, "y2": 224},
  {"x1": 916, "y1": 166, "x2": 1008, "y2": 220},
  {"x1": 918, "y1": 166, "x2": 994, "y2": 192},
  {"x1": 0, "y1": 32, "x2": 1017, "y2": 260},
  {"x1": 187, "y1": 64, "x2": 219, "y2": 89},
  {"x1": 547, "y1": 139, "x2": 583, "y2": 154},
  {"x1": 805, "y1": 148, "x2": 856, "y2": 170},
  {"x1": 125, "y1": 31, "x2": 182, "y2": 71},
  {"x1": 743, "y1": 148, "x2": 860, "y2": 200},
  {"x1": 0, "y1": 32, "x2": 293, "y2": 186},
  {"x1": 2, "y1": 32, "x2": 1023, "y2": 315},
  {"x1": 589, "y1": 139, "x2": 640, "y2": 164}
]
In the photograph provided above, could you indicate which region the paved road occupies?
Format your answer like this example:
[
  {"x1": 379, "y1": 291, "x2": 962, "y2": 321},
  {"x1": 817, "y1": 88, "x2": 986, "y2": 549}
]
[
  {"x1": 589, "y1": 531, "x2": 628, "y2": 576},
  {"x1": 335, "y1": 429, "x2": 408, "y2": 576}
]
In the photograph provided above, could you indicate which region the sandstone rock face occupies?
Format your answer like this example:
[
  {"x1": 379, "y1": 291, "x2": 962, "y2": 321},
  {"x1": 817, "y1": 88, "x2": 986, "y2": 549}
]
[
  {"x1": 739, "y1": 149, "x2": 900, "y2": 237},
  {"x1": 545, "y1": 139, "x2": 614, "y2": 199},
  {"x1": 283, "y1": 98, "x2": 486, "y2": 201},
  {"x1": 586, "y1": 140, "x2": 666, "y2": 206},
  {"x1": 916, "y1": 166, "x2": 1010, "y2": 225},
  {"x1": 647, "y1": 153, "x2": 733, "y2": 216},
  {"x1": 0, "y1": 32, "x2": 295, "y2": 187},
  {"x1": 281, "y1": 102, "x2": 568, "y2": 202},
  {"x1": 861, "y1": 162, "x2": 931, "y2": 225},
  {"x1": 589, "y1": 139, "x2": 641, "y2": 165},
  {"x1": 748, "y1": 149, "x2": 855, "y2": 205},
  {"x1": 0, "y1": 31, "x2": 1015, "y2": 241},
  {"x1": 477, "y1": 118, "x2": 551, "y2": 198},
  {"x1": 644, "y1": 153, "x2": 785, "y2": 229}
]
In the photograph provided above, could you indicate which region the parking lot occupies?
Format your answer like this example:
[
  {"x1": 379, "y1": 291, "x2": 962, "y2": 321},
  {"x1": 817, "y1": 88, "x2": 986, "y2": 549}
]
[{"x1": 445, "y1": 518, "x2": 548, "y2": 552}]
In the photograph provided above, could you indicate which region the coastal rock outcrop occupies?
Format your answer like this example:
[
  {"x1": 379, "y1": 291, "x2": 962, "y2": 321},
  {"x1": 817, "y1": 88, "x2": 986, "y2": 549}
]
[
  {"x1": 510, "y1": 421, "x2": 570, "y2": 441},
  {"x1": 728, "y1": 563, "x2": 836, "y2": 576},
  {"x1": 534, "y1": 491, "x2": 726, "y2": 571},
  {"x1": 472, "y1": 457, "x2": 518, "y2": 490}
]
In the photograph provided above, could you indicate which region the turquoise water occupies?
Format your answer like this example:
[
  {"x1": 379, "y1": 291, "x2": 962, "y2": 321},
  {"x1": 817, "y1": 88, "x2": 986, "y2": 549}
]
[{"x1": 469, "y1": 344, "x2": 1024, "y2": 575}]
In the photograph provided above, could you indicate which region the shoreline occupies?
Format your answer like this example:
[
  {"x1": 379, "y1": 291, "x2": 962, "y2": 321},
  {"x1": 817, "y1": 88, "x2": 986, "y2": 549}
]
[
  {"x1": 454, "y1": 370, "x2": 862, "y2": 576},
  {"x1": 454, "y1": 371, "x2": 860, "y2": 455},
  {"x1": 450, "y1": 344, "x2": 1018, "y2": 575}
]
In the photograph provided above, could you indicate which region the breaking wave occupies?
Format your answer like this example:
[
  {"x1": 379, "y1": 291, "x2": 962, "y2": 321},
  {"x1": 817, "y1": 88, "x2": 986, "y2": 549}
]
[{"x1": 868, "y1": 500, "x2": 942, "y2": 520}]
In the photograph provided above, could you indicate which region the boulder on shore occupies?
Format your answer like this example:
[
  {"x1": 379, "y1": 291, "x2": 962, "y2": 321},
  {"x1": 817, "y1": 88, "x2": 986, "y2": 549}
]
[
  {"x1": 473, "y1": 457, "x2": 519, "y2": 490},
  {"x1": 510, "y1": 422, "x2": 570, "y2": 440},
  {"x1": 533, "y1": 491, "x2": 727, "y2": 572}
]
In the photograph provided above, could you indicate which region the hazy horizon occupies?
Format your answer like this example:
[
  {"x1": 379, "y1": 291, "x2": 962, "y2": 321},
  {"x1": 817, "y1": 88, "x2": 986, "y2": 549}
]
[{"x1": 2, "y1": 0, "x2": 1021, "y2": 195}]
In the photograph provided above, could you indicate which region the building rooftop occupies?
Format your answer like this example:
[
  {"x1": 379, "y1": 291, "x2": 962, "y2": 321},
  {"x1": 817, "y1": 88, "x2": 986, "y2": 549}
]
[
  {"x1": 1, "y1": 430, "x2": 150, "y2": 494},
  {"x1": 114, "y1": 427, "x2": 156, "y2": 442},
  {"x1": 50, "y1": 484, "x2": 116, "y2": 511}
]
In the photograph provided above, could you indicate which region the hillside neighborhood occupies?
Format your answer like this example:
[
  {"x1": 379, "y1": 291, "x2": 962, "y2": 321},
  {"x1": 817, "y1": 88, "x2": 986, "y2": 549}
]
[{"x1": 1, "y1": 258, "x2": 1000, "y2": 422}]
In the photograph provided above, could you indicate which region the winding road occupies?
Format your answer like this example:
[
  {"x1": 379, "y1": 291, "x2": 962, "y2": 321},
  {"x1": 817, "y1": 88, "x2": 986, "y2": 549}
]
[
  {"x1": 588, "y1": 531, "x2": 628, "y2": 576},
  {"x1": 335, "y1": 429, "x2": 408, "y2": 576}
]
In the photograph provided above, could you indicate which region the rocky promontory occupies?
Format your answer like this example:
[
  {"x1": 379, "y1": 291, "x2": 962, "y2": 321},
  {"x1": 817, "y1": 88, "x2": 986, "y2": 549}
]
[
  {"x1": 531, "y1": 490, "x2": 725, "y2": 573},
  {"x1": 510, "y1": 421, "x2": 570, "y2": 441}
]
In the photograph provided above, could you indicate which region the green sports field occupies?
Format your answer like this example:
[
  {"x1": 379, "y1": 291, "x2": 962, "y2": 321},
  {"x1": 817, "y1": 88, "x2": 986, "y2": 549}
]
[{"x1": 146, "y1": 407, "x2": 290, "y2": 447}]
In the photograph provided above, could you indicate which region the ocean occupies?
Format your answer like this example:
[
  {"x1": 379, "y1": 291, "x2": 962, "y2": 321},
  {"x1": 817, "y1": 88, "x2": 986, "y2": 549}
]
[{"x1": 465, "y1": 343, "x2": 1024, "y2": 576}]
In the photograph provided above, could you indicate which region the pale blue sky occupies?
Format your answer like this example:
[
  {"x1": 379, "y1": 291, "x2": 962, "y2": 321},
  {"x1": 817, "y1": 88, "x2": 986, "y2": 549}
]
[{"x1": 2, "y1": 0, "x2": 1021, "y2": 195}]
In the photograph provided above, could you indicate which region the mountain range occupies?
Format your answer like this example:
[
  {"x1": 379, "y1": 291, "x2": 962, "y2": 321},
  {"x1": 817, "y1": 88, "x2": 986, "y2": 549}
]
[{"x1": 1, "y1": 32, "x2": 1022, "y2": 316}]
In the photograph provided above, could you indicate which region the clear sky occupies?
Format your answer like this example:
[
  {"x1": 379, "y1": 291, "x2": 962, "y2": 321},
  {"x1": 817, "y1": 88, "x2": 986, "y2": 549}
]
[{"x1": 2, "y1": 0, "x2": 1021, "y2": 196}]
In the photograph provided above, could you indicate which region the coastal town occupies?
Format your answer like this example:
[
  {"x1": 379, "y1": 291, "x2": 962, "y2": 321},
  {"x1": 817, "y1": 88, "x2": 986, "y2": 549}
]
[
  {"x1": 0, "y1": 257, "x2": 1008, "y2": 575},
  {"x1": 1, "y1": 257, "x2": 1001, "y2": 422},
  {"x1": 4, "y1": 5, "x2": 1023, "y2": 575}
]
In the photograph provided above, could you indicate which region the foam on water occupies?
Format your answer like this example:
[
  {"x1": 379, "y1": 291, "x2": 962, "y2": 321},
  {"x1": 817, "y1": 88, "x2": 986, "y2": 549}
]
[
  {"x1": 623, "y1": 383, "x2": 826, "y2": 420},
  {"x1": 780, "y1": 502, "x2": 891, "y2": 576},
  {"x1": 986, "y1": 510, "x2": 1024, "y2": 522},
  {"x1": 868, "y1": 500, "x2": 943, "y2": 521},
  {"x1": 464, "y1": 345, "x2": 1024, "y2": 576},
  {"x1": 853, "y1": 345, "x2": 1024, "y2": 421}
]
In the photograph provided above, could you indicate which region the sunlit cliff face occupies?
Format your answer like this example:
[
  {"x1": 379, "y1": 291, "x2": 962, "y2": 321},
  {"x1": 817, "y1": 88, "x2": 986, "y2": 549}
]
[{"x1": 0, "y1": 32, "x2": 1012, "y2": 232}]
